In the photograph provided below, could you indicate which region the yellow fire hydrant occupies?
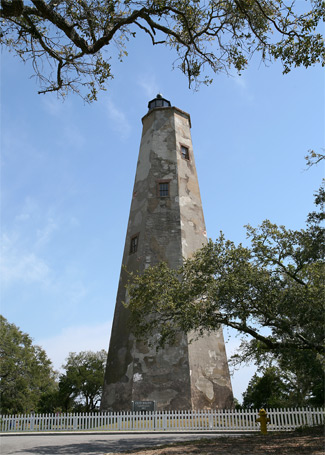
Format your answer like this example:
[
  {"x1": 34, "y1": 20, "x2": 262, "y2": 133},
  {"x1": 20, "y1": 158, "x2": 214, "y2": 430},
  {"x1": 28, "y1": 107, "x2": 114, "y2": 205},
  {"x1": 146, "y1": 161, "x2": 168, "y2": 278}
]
[{"x1": 256, "y1": 409, "x2": 270, "y2": 434}]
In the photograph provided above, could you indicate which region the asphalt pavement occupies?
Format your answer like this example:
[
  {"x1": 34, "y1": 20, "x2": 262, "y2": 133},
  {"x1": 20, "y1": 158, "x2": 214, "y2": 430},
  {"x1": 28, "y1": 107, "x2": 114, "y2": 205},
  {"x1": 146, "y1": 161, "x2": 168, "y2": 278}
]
[{"x1": 0, "y1": 431, "x2": 242, "y2": 455}]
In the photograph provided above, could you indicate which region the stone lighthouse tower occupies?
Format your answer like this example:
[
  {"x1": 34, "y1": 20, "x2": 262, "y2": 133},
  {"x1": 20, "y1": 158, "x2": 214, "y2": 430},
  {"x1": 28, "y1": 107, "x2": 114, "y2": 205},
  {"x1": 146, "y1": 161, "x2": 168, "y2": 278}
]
[{"x1": 101, "y1": 95, "x2": 233, "y2": 411}]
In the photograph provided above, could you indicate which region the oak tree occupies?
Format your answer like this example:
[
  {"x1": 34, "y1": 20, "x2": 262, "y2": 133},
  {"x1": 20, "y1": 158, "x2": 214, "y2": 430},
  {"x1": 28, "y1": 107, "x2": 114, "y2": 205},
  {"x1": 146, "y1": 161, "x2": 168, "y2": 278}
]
[
  {"x1": 242, "y1": 352, "x2": 324, "y2": 409},
  {"x1": 1, "y1": 0, "x2": 324, "y2": 100},
  {"x1": 58, "y1": 350, "x2": 107, "y2": 412},
  {"x1": 127, "y1": 186, "x2": 324, "y2": 368},
  {"x1": 0, "y1": 316, "x2": 57, "y2": 414},
  {"x1": 242, "y1": 367, "x2": 290, "y2": 409}
]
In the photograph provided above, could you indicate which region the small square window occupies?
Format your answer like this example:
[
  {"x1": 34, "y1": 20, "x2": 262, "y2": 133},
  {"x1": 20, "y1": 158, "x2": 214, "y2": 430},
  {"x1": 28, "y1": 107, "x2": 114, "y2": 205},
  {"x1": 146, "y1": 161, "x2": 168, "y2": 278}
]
[
  {"x1": 159, "y1": 182, "x2": 169, "y2": 197},
  {"x1": 181, "y1": 145, "x2": 189, "y2": 160},
  {"x1": 130, "y1": 235, "x2": 138, "y2": 254}
]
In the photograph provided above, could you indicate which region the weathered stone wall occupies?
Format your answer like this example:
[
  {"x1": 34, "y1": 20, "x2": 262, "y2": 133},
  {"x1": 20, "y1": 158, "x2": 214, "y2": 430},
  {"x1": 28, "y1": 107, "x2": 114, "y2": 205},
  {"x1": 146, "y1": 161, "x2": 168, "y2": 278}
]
[
  {"x1": 101, "y1": 103, "x2": 233, "y2": 412},
  {"x1": 173, "y1": 110, "x2": 233, "y2": 409}
]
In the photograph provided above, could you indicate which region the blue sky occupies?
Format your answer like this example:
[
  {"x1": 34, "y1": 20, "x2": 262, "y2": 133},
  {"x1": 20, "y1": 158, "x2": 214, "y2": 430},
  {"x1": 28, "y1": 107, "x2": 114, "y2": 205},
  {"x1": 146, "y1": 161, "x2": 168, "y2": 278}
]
[{"x1": 1, "y1": 30, "x2": 324, "y2": 402}]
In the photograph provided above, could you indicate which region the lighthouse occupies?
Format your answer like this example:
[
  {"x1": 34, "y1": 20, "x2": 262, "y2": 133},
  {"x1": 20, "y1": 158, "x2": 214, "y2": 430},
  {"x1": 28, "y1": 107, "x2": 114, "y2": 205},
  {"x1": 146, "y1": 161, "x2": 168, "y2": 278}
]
[{"x1": 101, "y1": 95, "x2": 233, "y2": 411}]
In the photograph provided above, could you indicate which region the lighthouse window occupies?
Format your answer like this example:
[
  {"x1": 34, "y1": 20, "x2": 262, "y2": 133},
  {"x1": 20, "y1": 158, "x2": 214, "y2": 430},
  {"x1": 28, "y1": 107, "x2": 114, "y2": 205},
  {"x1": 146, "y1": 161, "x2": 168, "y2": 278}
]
[
  {"x1": 130, "y1": 235, "x2": 139, "y2": 254},
  {"x1": 159, "y1": 182, "x2": 169, "y2": 197},
  {"x1": 181, "y1": 145, "x2": 190, "y2": 160}
]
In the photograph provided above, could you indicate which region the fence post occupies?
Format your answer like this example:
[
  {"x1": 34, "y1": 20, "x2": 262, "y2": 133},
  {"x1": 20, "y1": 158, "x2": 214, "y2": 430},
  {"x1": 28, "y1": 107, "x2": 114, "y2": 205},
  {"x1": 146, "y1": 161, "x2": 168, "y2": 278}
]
[
  {"x1": 307, "y1": 408, "x2": 313, "y2": 427},
  {"x1": 73, "y1": 414, "x2": 77, "y2": 430},
  {"x1": 163, "y1": 411, "x2": 167, "y2": 431},
  {"x1": 208, "y1": 410, "x2": 213, "y2": 430},
  {"x1": 30, "y1": 413, "x2": 35, "y2": 431}
]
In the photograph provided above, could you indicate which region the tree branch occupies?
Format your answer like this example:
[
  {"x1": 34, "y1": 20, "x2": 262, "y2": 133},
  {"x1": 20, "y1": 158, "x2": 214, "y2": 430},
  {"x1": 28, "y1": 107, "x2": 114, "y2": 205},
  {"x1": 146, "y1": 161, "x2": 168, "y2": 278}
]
[{"x1": 30, "y1": 0, "x2": 90, "y2": 53}]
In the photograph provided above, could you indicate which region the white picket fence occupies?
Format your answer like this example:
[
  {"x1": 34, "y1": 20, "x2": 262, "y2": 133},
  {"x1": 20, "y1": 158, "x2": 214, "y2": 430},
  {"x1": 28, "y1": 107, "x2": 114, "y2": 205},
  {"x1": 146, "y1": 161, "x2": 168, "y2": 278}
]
[{"x1": 1, "y1": 408, "x2": 324, "y2": 433}]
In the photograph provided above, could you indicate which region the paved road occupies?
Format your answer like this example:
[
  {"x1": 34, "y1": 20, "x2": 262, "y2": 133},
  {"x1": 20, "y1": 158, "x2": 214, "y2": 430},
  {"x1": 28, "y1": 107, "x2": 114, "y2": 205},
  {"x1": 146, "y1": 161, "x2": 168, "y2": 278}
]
[{"x1": 1, "y1": 432, "x2": 242, "y2": 455}]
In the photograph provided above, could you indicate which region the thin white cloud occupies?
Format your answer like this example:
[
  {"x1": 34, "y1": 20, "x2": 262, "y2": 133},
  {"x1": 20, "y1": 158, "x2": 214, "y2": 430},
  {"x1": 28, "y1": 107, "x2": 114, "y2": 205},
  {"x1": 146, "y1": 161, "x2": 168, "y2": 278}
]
[
  {"x1": 36, "y1": 218, "x2": 58, "y2": 247},
  {"x1": 68, "y1": 216, "x2": 80, "y2": 228},
  {"x1": 232, "y1": 74, "x2": 254, "y2": 103},
  {"x1": 15, "y1": 197, "x2": 39, "y2": 222},
  {"x1": 41, "y1": 95, "x2": 66, "y2": 117},
  {"x1": 37, "y1": 321, "x2": 112, "y2": 371},
  {"x1": 61, "y1": 124, "x2": 86, "y2": 149},
  {"x1": 233, "y1": 74, "x2": 247, "y2": 89},
  {"x1": 137, "y1": 73, "x2": 159, "y2": 99},
  {"x1": 66, "y1": 280, "x2": 88, "y2": 305},
  {"x1": 104, "y1": 98, "x2": 131, "y2": 138},
  {"x1": 1, "y1": 233, "x2": 51, "y2": 286},
  {"x1": 12, "y1": 197, "x2": 59, "y2": 249},
  {"x1": 41, "y1": 96, "x2": 85, "y2": 148},
  {"x1": 1, "y1": 198, "x2": 91, "y2": 319},
  {"x1": 2, "y1": 200, "x2": 56, "y2": 287}
]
